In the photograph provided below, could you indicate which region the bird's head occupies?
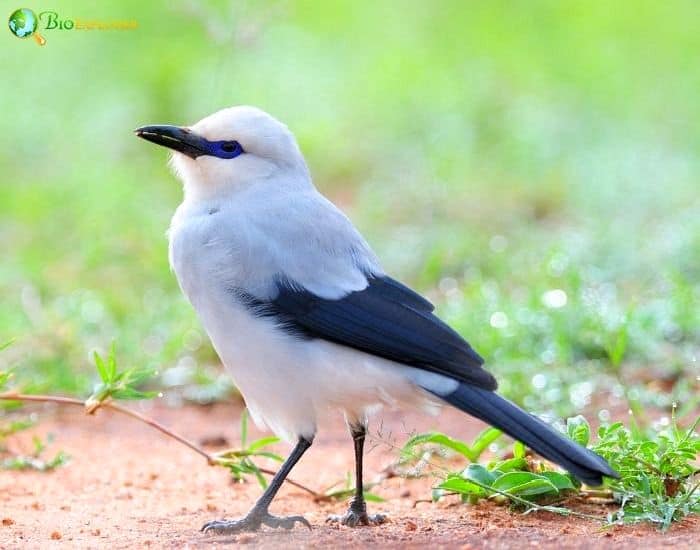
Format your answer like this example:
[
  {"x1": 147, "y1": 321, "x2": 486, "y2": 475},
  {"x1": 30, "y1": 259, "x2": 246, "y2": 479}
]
[{"x1": 135, "y1": 106, "x2": 309, "y2": 200}]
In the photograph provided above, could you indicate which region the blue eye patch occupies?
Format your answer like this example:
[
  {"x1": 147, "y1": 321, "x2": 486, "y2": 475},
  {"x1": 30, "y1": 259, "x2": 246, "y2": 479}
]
[{"x1": 135, "y1": 125, "x2": 246, "y2": 160}]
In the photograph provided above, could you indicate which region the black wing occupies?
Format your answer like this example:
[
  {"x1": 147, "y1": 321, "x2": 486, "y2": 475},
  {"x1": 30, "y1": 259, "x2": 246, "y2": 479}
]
[{"x1": 237, "y1": 276, "x2": 497, "y2": 391}]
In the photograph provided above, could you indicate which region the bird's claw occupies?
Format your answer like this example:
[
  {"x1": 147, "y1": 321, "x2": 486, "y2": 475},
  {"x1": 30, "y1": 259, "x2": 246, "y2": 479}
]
[
  {"x1": 264, "y1": 514, "x2": 311, "y2": 531},
  {"x1": 201, "y1": 512, "x2": 311, "y2": 534},
  {"x1": 326, "y1": 510, "x2": 386, "y2": 527}
]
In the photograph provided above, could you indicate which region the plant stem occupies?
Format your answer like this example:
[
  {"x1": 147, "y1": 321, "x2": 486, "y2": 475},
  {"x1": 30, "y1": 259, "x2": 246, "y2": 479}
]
[
  {"x1": 0, "y1": 392, "x2": 320, "y2": 498},
  {"x1": 476, "y1": 478, "x2": 606, "y2": 522},
  {"x1": 634, "y1": 456, "x2": 662, "y2": 475},
  {"x1": 2, "y1": 392, "x2": 211, "y2": 462}
]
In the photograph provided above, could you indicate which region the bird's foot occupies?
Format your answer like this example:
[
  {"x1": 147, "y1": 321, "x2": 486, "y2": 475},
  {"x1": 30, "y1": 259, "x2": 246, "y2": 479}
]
[
  {"x1": 326, "y1": 509, "x2": 386, "y2": 527},
  {"x1": 201, "y1": 511, "x2": 311, "y2": 534}
]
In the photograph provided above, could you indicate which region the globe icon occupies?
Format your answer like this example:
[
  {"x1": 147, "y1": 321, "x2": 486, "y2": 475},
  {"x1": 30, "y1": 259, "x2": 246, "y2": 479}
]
[
  {"x1": 8, "y1": 8, "x2": 37, "y2": 38},
  {"x1": 8, "y1": 8, "x2": 45, "y2": 44}
]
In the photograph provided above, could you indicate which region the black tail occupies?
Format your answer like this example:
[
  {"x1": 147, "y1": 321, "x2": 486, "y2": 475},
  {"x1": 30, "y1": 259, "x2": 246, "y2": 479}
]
[{"x1": 429, "y1": 383, "x2": 618, "y2": 485}]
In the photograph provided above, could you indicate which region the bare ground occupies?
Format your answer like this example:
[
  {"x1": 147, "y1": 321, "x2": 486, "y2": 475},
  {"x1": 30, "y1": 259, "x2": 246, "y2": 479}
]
[{"x1": 1, "y1": 401, "x2": 698, "y2": 549}]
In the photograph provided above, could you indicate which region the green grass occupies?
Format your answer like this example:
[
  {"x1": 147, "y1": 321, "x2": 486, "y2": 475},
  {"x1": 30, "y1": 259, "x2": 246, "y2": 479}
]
[
  {"x1": 400, "y1": 415, "x2": 700, "y2": 530},
  {"x1": 1, "y1": 0, "x2": 698, "y2": 473}
]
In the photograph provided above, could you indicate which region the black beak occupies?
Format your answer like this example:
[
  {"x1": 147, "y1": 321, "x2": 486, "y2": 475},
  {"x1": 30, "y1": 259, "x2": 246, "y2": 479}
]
[{"x1": 134, "y1": 125, "x2": 208, "y2": 159}]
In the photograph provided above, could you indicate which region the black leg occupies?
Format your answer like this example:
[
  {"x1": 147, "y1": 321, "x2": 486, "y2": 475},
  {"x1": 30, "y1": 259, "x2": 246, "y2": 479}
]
[
  {"x1": 327, "y1": 424, "x2": 386, "y2": 527},
  {"x1": 349, "y1": 424, "x2": 368, "y2": 516},
  {"x1": 202, "y1": 436, "x2": 313, "y2": 534}
]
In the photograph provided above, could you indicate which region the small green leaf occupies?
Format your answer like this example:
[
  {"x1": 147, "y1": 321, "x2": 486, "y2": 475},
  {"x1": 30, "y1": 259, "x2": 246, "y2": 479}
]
[
  {"x1": 492, "y1": 472, "x2": 559, "y2": 497},
  {"x1": 87, "y1": 346, "x2": 157, "y2": 408},
  {"x1": 93, "y1": 351, "x2": 108, "y2": 382},
  {"x1": 249, "y1": 463, "x2": 268, "y2": 489},
  {"x1": 240, "y1": 410, "x2": 249, "y2": 448},
  {"x1": 0, "y1": 339, "x2": 14, "y2": 352},
  {"x1": 462, "y1": 463, "x2": 497, "y2": 486},
  {"x1": 567, "y1": 415, "x2": 591, "y2": 446},
  {"x1": 0, "y1": 417, "x2": 35, "y2": 438},
  {"x1": 490, "y1": 457, "x2": 528, "y2": 473},
  {"x1": 32, "y1": 435, "x2": 46, "y2": 455},
  {"x1": 513, "y1": 440, "x2": 526, "y2": 459},
  {"x1": 247, "y1": 436, "x2": 280, "y2": 452},
  {"x1": 505, "y1": 478, "x2": 559, "y2": 497},
  {"x1": 247, "y1": 451, "x2": 283, "y2": 462},
  {"x1": 402, "y1": 432, "x2": 475, "y2": 461},
  {"x1": 540, "y1": 471, "x2": 576, "y2": 491},
  {"x1": 107, "y1": 342, "x2": 118, "y2": 380},
  {"x1": 112, "y1": 388, "x2": 158, "y2": 400},
  {"x1": 0, "y1": 371, "x2": 11, "y2": 390},
  {"x1": 604, "y1": 323, "x2": 628, "y2": 369},
  {"x1": 470, "y1": 427, "x2": 503, "y2": 460},
  {"x1": 322, "y1": 487, "x2": 352, "y2": 500},
  {"x1": 363, "y1": 492, "x2": 385, "y2": 503},
  {"x1": 439, "y1": 475, "x2": 487, "y2": 497}
]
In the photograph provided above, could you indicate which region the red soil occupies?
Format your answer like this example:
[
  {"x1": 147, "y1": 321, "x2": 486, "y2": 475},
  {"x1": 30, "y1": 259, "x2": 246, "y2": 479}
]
[{"x1": 1, "y1": 401, "x2": 698, "y2": 549}]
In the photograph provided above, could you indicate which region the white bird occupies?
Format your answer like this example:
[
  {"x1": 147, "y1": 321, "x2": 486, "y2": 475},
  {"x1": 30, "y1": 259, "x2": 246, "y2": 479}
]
[{"x1": 135, "y1": 106, "x2": 617, "y2": 534}]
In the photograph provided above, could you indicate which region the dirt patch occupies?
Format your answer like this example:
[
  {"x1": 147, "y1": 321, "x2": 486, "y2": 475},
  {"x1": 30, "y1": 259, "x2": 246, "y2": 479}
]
[{"x1": 1, "y1": 402, "x2": 697, "y2": 549}]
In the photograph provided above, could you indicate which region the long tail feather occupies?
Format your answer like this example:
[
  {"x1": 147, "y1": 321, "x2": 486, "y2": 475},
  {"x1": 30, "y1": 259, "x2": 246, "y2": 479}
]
[{"x1": 428, "y1": 383, "x2": 618, "y2": 485}]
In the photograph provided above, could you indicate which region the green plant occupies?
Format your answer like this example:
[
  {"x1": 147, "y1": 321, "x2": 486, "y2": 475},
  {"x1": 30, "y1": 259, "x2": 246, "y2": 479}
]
[
  {"x1": 0, "y1": 339, "x2": 67, "y2": 471},
  {"x1": 402, "y1": 413, "x2": 700, "y2": 530},
  {"x1": 1, "y1": 433, "x2": 69, "y2": 472},
  {"x1": 0, "y1": 371, "x2": 10, "y2": 392},
  {"x1": 212, "y1": 410, "x2": 283, "y2": 488},
  {"x1": 593, "y1": 414, "x2": 700, "y2": 530},
  {"x1": 402, "y1": 426, "x2": 503, "y2": 464},
  {"x1": 431, "y1": 436, "x2": 578, "y2": 506},
  {"x1": 86, "y1": 343, "x2": 158, "y2": 413},
  {"x1": 0, "y1": 340, "x2": 14, "y2": 391}
]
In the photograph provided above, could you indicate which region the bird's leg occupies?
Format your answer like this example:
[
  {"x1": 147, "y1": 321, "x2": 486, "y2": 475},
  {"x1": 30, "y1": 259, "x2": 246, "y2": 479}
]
[
  {"x1": 327, "y1": 424, "x2": 386, "y2": 527},
  {"x1": 201, "y1": 436, "x2": 313, "y2": 534}
]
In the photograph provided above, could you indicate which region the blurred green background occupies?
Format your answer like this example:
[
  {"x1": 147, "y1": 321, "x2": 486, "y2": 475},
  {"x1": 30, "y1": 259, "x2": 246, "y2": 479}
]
[{"x1": 1, "y1": 1, "x2": 698, "y2": 421}]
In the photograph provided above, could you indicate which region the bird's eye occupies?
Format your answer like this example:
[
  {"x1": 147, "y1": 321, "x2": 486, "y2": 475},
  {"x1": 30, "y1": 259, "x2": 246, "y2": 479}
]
[{"x1": 221, "y1": 142, "x2": 238, "y2": 153}]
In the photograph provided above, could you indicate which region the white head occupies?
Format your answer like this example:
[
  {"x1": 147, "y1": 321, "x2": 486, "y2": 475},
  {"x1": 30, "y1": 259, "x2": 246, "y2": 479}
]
[{"x1": 135, "y1": 106, "x2": 310, "y2": 201}]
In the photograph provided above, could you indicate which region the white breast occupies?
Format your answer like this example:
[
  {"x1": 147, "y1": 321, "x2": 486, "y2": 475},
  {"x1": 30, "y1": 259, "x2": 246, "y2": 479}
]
[{"x1": 168, "y1": 196, "x2": 451, "y2": 441}]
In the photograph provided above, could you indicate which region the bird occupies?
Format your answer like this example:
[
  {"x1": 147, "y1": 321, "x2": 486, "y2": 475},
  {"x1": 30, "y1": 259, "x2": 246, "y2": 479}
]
[{"x1": 135, "y1": 106, "x2": 618, "y2": 534}]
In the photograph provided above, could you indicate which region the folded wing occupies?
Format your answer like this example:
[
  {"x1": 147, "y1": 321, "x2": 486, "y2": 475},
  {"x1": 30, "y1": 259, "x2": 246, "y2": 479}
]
[{"x1": 239, "y1": 275, "x2": 497, "y2": 391}]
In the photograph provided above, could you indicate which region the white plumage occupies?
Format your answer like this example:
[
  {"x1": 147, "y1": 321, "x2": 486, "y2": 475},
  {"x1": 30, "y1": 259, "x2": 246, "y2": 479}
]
[
  {"x1": 135, "y1": 105, "x2": 616, "y2": 533},
  {"x1": 167, "y1": 107, "x2": 453, "y2": 440}
]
